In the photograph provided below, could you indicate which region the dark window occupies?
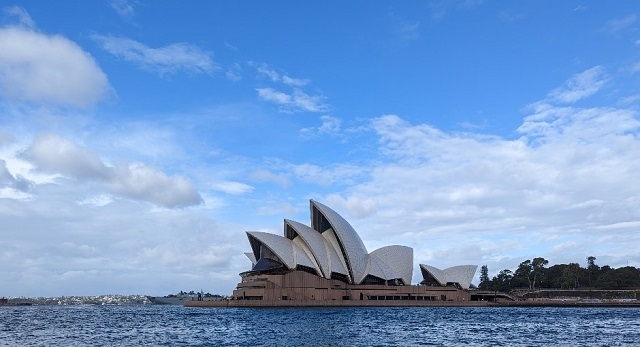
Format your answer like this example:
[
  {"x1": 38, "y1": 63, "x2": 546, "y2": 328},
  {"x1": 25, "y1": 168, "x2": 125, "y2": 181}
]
[
  {"x1": 361, "y1": 275, "x2": 386, "y2": 285},
  {"x1": 312, "y1": 206, "x2": 333, "y2": 233},
  {"x1": 330, "y1": 272, "x2": 350, "y2": 284},
  {"x1": 252, "y1": 258, "x2": 285, "y2": 272},
  {"x1": 244, "y1": 296, "x2": 263, "y2": 300}
]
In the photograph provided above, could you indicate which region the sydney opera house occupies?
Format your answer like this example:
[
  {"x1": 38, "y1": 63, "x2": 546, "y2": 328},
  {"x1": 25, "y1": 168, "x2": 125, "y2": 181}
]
[{"x1": 225, "y1": 200, "x2": 479, "y2": 306}]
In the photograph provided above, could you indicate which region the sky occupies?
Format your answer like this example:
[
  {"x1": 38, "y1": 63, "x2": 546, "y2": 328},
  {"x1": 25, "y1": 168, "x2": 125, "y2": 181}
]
[{"x1": 1, "y1": 1, "x2": 640, "y2": 297}]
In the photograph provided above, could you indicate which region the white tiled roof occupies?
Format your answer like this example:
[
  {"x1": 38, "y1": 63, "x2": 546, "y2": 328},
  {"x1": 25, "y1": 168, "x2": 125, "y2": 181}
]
[
  {"x1": 311, "y1": 200, "x2": 370, "y2": 284},
  {"x1": 419, "y1": 264, "x2": 478, "y2": 289},
  {"x1": 370, "y1": 245, "x2": 413, "y2": 285},
  {"x1": 242, "y1": 200, "x2": 482, "y2": 288}
]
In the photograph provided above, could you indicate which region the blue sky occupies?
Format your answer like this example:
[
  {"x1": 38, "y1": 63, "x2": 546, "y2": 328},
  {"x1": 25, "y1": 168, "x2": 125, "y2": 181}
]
[{"x1": 1, "y1": 1, "x2": 640, "y2": 296}]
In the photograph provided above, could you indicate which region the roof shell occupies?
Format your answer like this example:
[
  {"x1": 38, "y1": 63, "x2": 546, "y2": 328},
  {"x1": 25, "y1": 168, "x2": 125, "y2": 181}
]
[
  {"x1": 246, "y1": 231, "x2": 317, "y2": 274},
  {"x1": 285, "y1": 219, "x2": 348, "y2": 278},
  {"x1": 244, "y1": 200, "x2": 452, "y2": 287},
  {"x1": 311, "y1": 200, "x2": 369, "y2": 284},
  {"x1": 244, "y1": 252, "x2": 257, "y2": 266},
  {"x1": 419, "y1": 264, "x2": 477, "y2": 289},
  {"x1": 370, "y1": 245, "x2": 413, "y2": 285},
  {"x1": 368, "y1": 254, "x2": 399, "y2": 281}
]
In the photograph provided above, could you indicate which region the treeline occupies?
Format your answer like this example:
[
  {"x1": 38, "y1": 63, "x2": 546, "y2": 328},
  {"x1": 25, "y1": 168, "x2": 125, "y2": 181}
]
[{"x1": 478, "y1": 256, "x2": 640, "y2": 291}]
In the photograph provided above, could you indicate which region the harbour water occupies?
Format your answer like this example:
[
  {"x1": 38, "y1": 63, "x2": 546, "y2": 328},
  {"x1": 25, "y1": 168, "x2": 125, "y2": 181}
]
[{"x1": 1, "y1": 305, "x2": 639, "y2": 346}]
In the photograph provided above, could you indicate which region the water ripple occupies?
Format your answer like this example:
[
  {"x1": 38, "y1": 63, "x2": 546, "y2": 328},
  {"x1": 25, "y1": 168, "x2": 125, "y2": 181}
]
[{"x1": 1, "y1": 306, "x2": 639, "y2": 346}]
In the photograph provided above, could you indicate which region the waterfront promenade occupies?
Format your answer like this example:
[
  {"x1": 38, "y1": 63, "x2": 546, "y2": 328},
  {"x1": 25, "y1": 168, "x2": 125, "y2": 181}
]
[{"x1": 184, "y1": 299, "x2": 640, "y2": 308}]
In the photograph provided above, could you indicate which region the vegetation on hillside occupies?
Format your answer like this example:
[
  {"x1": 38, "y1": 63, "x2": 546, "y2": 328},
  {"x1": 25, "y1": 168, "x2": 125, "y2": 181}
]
[{"x1": 478, "y1": 256, "x2": 640, "y2": 291}]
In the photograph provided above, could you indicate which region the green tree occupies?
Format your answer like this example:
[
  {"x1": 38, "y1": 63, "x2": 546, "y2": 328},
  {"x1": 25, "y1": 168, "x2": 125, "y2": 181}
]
[
  {"x1": 491, "y1": 269, "x2": 514, "y2": 292},
  {"x1": 514, "y1": 260, "x2": 533, "y2": 289},
  {"x1": 561, "y1": 263, "x2": 581, "y2": 288},
  {"x1": 531, "y1": 257, "x2": 549, "y2": 289},
  {"x1": 586, "y1": 256, "x2": 598, "y2": 287},
  {"x1": 479, "y1": 265, "x2": 490, "y2": 290},
  {"x1": 543, "y1": 264, "x2": 567, "y2": 288},
  {"x1": 594, "y1": 265, "x2": 617, "y2": 289}
]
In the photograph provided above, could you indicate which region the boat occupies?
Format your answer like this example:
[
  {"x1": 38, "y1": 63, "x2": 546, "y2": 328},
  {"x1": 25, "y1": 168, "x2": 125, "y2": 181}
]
[
  {"x1": 146, "y1": 293, "x2": 192, "y2": 305},
  {"x1": 147, "y1": 292, "x2": 224, "y2": 305}
]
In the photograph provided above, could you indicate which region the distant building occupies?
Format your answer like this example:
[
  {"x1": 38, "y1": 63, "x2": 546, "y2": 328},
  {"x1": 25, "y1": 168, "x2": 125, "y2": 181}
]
[{"x1": 230, "y1": 200, "x2": 478, "y2": 304}]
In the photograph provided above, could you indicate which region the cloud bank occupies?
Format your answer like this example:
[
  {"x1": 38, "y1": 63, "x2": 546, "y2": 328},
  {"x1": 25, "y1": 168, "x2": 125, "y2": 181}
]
[
  {"x1": 93, "y1": 35, "x2": 216, "y2": 76},
  {"x1": 21, "y1": 134, "x2": 202, "y2": 208},
  {"x1": 0, "y1": 24, "x2": 110, "y2": 107},
  {"x1": 322, "y1": 66, "x2": 640, "y2": 273}
]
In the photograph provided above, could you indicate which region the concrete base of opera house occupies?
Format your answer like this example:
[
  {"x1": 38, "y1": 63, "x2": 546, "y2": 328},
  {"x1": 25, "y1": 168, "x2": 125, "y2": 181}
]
[
  {"x1": 184, "y1": 299, "x2": 492, "y2": 308},
  {"x1": 184, "y1": 299, "x2": 640, "y2": 308}
]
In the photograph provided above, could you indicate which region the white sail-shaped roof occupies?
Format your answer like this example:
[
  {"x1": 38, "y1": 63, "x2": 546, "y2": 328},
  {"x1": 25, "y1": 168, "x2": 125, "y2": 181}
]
[
  {"x1": 419, "y1": 264, "x2": 477, "y2": 289},
  {"x1": 243, "y1": 200, "x2": 447, "y2": 287},
  {"x1": 291, "y1": 235, "x2": 321, "y2": 272},
  {"x1": 420, "y1": 264, "x2": 446, "y2": 286},
  {"x1": 370, "y1": 245, "x2": 413, "y2": 285},
  {"x1": 320, "y1": 229, "x2": 350, "y2": 277},
  {"x1": 311, "y1": 200, "x2": 369, "y2": 284},
  {"x1": 244, "y1": 252, "x2": 257, "y2": 266},
  {"x1": 246, "y1": 231, "x2": 317, "y2": 274},
  {"x1": 285, "y1": 219, "x2": 348, "y2": 278},
  {"x1": 368, "y1": 254, "x2": 399, "y2": 281}
]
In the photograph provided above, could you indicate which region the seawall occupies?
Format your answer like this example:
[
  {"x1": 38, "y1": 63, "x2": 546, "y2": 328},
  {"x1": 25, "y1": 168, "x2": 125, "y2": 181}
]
[{"x1": 184, "y1": 299, "x2": 640, "y2": 308}]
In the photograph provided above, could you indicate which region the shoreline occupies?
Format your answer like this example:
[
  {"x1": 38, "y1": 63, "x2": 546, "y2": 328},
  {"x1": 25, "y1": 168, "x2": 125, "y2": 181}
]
[{"x1": 184, "y1": 299, "x2": 640, "y2": 308}]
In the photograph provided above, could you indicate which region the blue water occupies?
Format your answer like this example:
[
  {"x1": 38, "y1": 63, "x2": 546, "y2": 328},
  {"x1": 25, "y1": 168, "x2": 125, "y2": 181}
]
[{"x1": 1, "y1": 305, "x2": 639, "y2": 346}]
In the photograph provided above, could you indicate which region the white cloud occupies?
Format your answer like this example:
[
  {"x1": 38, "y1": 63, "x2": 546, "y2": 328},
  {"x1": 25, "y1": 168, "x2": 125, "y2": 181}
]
[
  {"x1": 0, "y1": 26, "x2": 110, "y2": 107},
  {"x1": 256, "y1": 87, "x2": 328, "y2": 113},
  {"x1": 77, "y1": 194, "x2": 114, "y2": 207},
  {"x1": 619, "y1": 94, "x2": 640, "y2": 105},
  {"x1": 292, "y1": 163, "x2": 365, "y2": 186},
  {"x1": 249, "y1": 169, "x2": 290, "y2": 188},
  {"x1": 546, "y1": 66, "x2": 608, "y2": 104},
  {"x1": 518, "y1": 105, "x2": 639, "y2": 143},
  {"x1": 254, "y1": 62, "x2": 281, "y2": 81},
  {"x1": 110, "y1": 163, "x2": 203, "y2": 208},
  {"x1": 257, "y1": 87, "x2": 291, "y2": 104},
  {"x1": 300, "y1": 115, "x2": 342, "y2": 138},
  {"x1": 551, "y1": 241, "x2": 579, "y2": 253},
  {"x1": 325, "y1": 193, "x2": 377, "y2": 219},
  {"x1": 212, "y1": 181, "x2": 254, "y2": 195},
  {"x1": 0, "y1": 195, "x2": 242, "y2": 296},
  {"x1": 251, "y1": 62, "x2": 324, "y2": 112},
  {"x1": 4, "y1": 6, "x2": 35, "y2": 28},
  {"x1": 0, "y1": 158, "x2": 33, "y2": 198},
  {"x1": 595, "y1": 221, "x2": 640, "y2": 230},
  {"x1": 324, "y1": 99, "x2": 640, "y2": 271},
  {"x1": 21, "y1": 134, "x2": 202, "y2": 208},
  {"x1": 290, "y1": 89, "x2": 328, "y2": 112},
  {"x1": 93, "y1": 35, "x2": 216, "y2": 75},
  {"x1": 318, "y1": 115, "x2": 342, "y2": 133},
  {"x1": 281, "y1": 75, "x2": 309, "y2": 87},
  {"x1": 226, "y1": 62, "x2": 242, "y2": 82},
  {"x1": 253, "y1": 62, "x2": 308, "y2": 87},
  {"x1": 0, "y1": 159, "x2": 33, "y2": 192},
  {"x1": 604, "y1": 14, "x2": 636, "y2": 33},
  {"x1": 109, "y1": 0, "x2": 136, "y2": 20},
  {"x1": 24, "y1": 134, "x2": 111, "y2": 180},
  {"x1": 0, "y1": 130, "x2": 14, "y2": 146}
]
